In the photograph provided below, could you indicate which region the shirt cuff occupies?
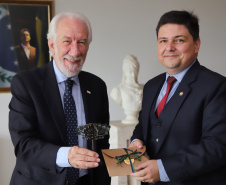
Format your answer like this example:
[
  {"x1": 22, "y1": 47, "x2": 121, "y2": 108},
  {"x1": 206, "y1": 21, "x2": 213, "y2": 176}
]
[
  {"x1": 56, "y1": 147, "x2": 71, "y2": 168},
  {"x1": 157, "y1": 159, "x2": 170, "y2": 182},
  {"x1": 131, "y1": 139, "x2": 139, "y2": 143}
]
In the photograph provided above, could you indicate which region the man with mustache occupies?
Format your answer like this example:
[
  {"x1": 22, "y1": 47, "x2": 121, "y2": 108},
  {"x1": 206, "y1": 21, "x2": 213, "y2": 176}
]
[
  {"x1": 129, "y1": 10, "x2": 226, "y2": 185},
  {"x1": 9, "y1": 12, "x2": 110, "y2": 185}
]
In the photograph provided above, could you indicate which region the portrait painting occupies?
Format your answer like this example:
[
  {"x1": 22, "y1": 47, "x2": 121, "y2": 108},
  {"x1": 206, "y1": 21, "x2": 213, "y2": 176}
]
[{"x1": 0, "y1": 0, "x2": 54, "y2": 92}]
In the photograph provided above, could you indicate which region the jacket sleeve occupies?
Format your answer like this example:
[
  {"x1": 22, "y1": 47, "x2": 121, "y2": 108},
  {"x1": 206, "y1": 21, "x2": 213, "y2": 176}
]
[
  {"x1": 9, "y1": 74, "x2": 61, "y2": 175},
  {"x1": 163, "y1": 79, "x2": 226, "y2": 182}
]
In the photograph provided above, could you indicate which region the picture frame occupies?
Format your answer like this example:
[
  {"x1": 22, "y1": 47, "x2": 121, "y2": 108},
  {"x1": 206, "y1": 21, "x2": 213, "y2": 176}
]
[{"x1": 0, "y1": 0, "x2": 54, "y2": 92}]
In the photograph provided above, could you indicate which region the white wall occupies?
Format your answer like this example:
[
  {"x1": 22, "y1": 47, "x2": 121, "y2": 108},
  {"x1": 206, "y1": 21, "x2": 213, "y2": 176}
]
[
  {"x1": 0, "y1": 93, "x2": 15, "y2": 184},
  {"x1": 1, "y1": 0, "x2": 226, "y2": 184}
]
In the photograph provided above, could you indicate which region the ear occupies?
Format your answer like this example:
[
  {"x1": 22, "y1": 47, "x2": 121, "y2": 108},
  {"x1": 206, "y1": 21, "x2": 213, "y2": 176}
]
[
  {"x1": 194, "y1": 38, "x2": 201, "y2": 54},
  {"x1": 48, "y1": 39, "x2": 55, "y2": 56}
]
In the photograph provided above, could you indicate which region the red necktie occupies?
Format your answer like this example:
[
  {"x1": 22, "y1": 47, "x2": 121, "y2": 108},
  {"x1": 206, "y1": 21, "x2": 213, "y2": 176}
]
[{"x1": 156, "y1": 76, "x2": 177, "y2": 117}]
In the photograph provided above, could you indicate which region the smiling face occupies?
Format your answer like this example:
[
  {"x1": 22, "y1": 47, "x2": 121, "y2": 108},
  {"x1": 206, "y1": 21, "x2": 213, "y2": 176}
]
[
  {"x1": 48, "y1": 17, "x2": 89, "y2": 77},
  {"x1": 157, "y1": 24, "x2": 200, "y2": 75}
]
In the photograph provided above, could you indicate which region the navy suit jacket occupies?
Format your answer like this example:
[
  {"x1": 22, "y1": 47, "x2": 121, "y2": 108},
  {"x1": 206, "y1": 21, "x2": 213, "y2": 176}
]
[
  {"x1": 9, "y1": 61, "x2": 110, "y2": 185},
  {"x1": 131, "y1": 61, "x2": 226, "y2": 185}
]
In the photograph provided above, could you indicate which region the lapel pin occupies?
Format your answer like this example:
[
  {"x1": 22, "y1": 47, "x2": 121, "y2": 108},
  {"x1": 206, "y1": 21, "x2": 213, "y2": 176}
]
[
  {"x1": 87, "y1": 90, "x2": 91, "y2": 94},
  {"x1": 179, "y1": 92, "x2": 183, "y2": 96}
]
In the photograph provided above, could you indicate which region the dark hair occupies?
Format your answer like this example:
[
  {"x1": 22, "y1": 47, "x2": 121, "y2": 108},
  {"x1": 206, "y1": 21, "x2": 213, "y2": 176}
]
[
  {"x1": 20, "y1": 28, "x2": 30, "y2": 35},
  {"x1": 156, "y1": 10, "x2": 199, "y2": 41}
]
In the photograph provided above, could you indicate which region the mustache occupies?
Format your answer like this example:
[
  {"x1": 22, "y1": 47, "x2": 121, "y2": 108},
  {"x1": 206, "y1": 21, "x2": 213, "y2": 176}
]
[{"x1": 63, "y1": 55, "x2": 83, "y2": 62}]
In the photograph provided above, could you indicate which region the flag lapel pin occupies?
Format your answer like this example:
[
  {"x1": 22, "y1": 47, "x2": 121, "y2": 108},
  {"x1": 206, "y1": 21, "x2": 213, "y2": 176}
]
[{"x1": 179, "y1": 92, "x2": 183, "y2": 96}]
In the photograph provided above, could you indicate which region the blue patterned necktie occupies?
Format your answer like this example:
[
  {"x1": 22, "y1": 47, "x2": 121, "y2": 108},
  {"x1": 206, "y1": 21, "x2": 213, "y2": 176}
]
[{"x1": 64, "y1": 79, "x2": 79, "y2": 185}]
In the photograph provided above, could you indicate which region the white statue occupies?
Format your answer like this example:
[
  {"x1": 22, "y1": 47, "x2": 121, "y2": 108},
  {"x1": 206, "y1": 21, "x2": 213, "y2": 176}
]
[{"x1": 111, "y1": 54, "x2": 143, "y2": 124}]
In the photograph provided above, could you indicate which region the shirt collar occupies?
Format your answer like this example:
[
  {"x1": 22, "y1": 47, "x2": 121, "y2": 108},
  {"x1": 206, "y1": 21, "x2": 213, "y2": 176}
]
[
  {"x1": 53, "y1": 59, "x2": 78, "y2": 84},
  {"x1": 21, "y1": 43, "x2": 30, "y2": 48},
  {"x1": 166, "y1": 59, "x2": 197, "y2": 82}
]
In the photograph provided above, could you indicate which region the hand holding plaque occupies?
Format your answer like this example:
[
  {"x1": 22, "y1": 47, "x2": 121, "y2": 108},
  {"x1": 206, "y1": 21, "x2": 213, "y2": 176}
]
[{"x1": 102, "y1": 146, "x2": 149, "y2": 176}]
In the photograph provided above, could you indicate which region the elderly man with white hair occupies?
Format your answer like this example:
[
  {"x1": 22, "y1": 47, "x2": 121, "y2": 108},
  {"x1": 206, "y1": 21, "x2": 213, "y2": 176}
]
[{"x1": 9, "y1": 12, "x2": 111, "y2": 185}]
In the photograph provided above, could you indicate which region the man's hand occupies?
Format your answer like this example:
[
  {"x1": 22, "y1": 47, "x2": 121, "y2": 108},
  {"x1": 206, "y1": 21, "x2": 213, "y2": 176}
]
[
  {"x1": 128, "y1": 139, "x2": 144, "y2": 149},
  {"x1": 68, "y1": 146, "x2": 100, "y2": 169},
  {"x1": 130, "y1": 160, "x2": 160, "y2": 183}
]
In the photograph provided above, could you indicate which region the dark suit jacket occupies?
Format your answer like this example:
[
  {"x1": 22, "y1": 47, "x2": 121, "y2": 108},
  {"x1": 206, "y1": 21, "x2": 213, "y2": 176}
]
[
  {"x1": 9, "y1": 61, "x2": 111, "y2": 185},
  {"x1": 15, "y1": 44, "x2": 36, "y2": 71},
  {"x1": 131, "y1": 61, "x2": 226, "y2": 185}
]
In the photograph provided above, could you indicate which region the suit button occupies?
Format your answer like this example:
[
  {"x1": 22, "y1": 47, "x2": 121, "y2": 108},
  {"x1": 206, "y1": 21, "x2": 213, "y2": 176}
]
[
  {"x1": 157, "y1": 122, "x2": 161, "y2": 127},
  {"x1": 156, "y1": 138, "x2": 159, "y2": 142}
]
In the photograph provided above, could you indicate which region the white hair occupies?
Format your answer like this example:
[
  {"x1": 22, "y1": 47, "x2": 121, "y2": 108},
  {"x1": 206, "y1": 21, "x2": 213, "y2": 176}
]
[{"x1": 47, "y1": 12, "x2": 92, "y2": 55}]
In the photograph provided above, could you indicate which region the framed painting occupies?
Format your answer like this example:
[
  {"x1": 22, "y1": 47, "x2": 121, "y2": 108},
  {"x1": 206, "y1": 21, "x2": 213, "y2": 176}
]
[{"x1": 0, "y1": 0, "x2": 54, "y2": 92}]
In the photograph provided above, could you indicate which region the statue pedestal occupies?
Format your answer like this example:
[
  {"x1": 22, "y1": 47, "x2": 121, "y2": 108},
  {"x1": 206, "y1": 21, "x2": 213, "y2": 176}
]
[{"x1": 109, "y1": 120, "x2": 141, "y2": 185}]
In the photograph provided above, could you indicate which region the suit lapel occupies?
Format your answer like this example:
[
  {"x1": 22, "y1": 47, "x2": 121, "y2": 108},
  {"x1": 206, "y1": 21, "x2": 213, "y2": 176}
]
[
  {"x1": 154, "y1": 61, "x2": 200, "y2": 156},
  {"x1": 78, "y1": 72, "x2": 93, "y2": 149},
  {"x1": 40, "y1": 62, "x2": 68, "y2": 145},
  {"x1": 78, "y1": 72, "x2": 91, "y2": 124},
  {"x1": 142, "y1": 75, "x2": 165, "y2": 143},
  {"x1": 154, "y1": 84, "x2": 190, "y2": 155}
]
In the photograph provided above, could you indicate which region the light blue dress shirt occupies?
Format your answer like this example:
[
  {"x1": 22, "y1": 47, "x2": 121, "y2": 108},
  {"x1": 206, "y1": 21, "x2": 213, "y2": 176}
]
[{"x1": 53, "y1": 60, "x2": 87, "y2": 176}]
